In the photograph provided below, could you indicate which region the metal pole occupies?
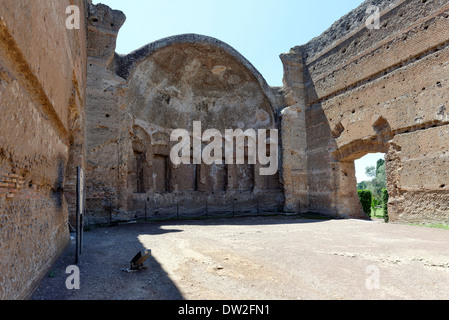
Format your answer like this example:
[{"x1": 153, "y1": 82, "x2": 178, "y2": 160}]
[
  {"x1": 75, "y1": 207, "x2": 80, "y2": 265},
  {"x1": 75, "y1": 166, "x2": 84, "y2": 265},
  {"x1": 257, "y1": 196, "x2": 260, "y2": 216},
  {"x1": 80, "y1": 210, "x2": 84, "y2": 256}
]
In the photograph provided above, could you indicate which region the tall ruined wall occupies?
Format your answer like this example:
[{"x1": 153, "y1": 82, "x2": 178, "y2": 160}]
[
  {"x1": 280, "y1": 52, "x2": 309, "y2": 214},
  {"x1": 119, "y1": 35, "x2": 284, "y2": 219},
  {"x1": 282, "y1": 0, "x2": 449, "y2": 222},
  {"x1": 84, "y1": 3, "x2": 128, "y2": 224},
  {"x1": 85, "y1": 4, "x2": 285, "y2": 224},
  {"x1": 0, "y1": 0, "x2": 87, "y2": 299}
]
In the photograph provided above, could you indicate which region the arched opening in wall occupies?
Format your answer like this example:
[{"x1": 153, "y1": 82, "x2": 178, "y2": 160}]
[
  {"x1": 236, "y1": 163, "x2": 255, "y2": 192},
  {"x1": 134, "y1": 151, "x2": 147, "y2": 194},
  {"x1": 152, "y1": 132, "x2": 171, "y2": 194},
  {"x1": 122, "y1": 35, "x2": 284, "y2": 216},
  {"x1": 263, "y1": 138, "x2": 281, "y2": 191},
  {"x1": 355, "y1": 153, "x2": 388, "y2": 221},
  {"x1": 153, "y1": 155, "x2": 170, "y2": 193},
  {"x1": 130, "y1": 126, "x2": 152, "y2": 195},
  {"x1": 332, "y1": 139, "x2": 390, "y2": 220}
]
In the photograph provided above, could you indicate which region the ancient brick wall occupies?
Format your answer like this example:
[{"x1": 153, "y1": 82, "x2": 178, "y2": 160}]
[
  {"x1": 2, "y1": 0, "x2": 448, "y2": 301},
  {"x1": 84, "y1": 3, "x2": 128, "y2": 225},
  {"x1": 84, "y1": 4, "x2": 285, "y2": 224},
  {"x1": 85, "y1": 8, "x2": 284, "y2": 222},
  {"x1": 120, "y1": 36, "x2": 284, "y2": 219},
  {"x1": 0, "y1": 0, "x2": 87, "y2": 299},
  {"x1": 282, "y1": 0, "x2": 449, "y2": 223}
]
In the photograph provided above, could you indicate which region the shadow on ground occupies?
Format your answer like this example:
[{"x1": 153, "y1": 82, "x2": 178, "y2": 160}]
[
  {"x1": 31, "y1": 214, "x2": 330, "y2": 300},
  {"x1": 31, "y1": 223, "x2": 185, "y2": 300}
]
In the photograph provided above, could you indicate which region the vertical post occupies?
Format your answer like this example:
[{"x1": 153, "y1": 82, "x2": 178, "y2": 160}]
[
  {"x1": 145, "y1": 201, "x2": 147, "y2": 222},
  {"x1": 80, "y1": 208, "x2": 84, "y2": 256},
  {"x1": 75, "y1": 211, "x2": 80, "y2": 265},
  {"x1": 75, "y1": 166, "x2": 84, "y2": 265},
  {"x1": 257, "y1": 196, "x2": 260, "y2": 216}
]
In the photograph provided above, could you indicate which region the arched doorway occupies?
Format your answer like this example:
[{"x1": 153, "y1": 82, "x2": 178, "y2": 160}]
[
  {"x1": 355, "y1": 153, "x2": 387, "y2": 220},
  {"x1": 331, "y1": 140, "x2": 390, "y2": 219}
]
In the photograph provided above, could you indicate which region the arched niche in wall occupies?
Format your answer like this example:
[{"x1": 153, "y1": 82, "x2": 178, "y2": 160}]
[
  {"x1": 118, "y1": 34, "x2": 283, "y2": 211},
  {"x1": 129, "y1": 125, "x2": 152, "y2": 194}
]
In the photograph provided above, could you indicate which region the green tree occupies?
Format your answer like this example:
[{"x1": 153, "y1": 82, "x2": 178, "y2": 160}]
[
  {"x1": 382, "y1": 188, "x2": 389, "y2": 223},
  {"x1": 357, "y1": 181, "x2": 367, "y2": 190},
  {"x1": 372, "y1": 160, "x2": 386, "y2": 201},
  {"x1": 361, "y1": 158, "x2": 386, "y2": 203},
  {"x1": 365, "y1": 166, "x2": 376, "y2": 178},
  {"x1": 376, "y1": 159, "x2": 385, "y2": 174},
  {"x1": 358, "y1": 190, "x2": 373, "y2": 217}
]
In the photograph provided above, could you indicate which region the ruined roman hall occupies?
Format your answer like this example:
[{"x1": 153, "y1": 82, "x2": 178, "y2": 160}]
[{"x1": 0, "y1": 0, "x2": 448, "y2": 299}]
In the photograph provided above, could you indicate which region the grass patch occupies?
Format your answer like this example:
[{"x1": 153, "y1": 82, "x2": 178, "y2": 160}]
[
  {"x1": 410, "y1": 223, "x2": 449, "y2": 230},
  {"x1": 370, "y1": 207, "x2": 385, "y2": 219}
]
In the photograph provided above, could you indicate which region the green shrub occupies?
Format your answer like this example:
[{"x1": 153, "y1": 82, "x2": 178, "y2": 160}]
[
  {"x1": 358, "y1": 190, "x2": 373, "y2": 217},
  {"x1": 382, "y1": 188, "x2": 389, "y2": 223},
  {"x1": 371, "y1": 198, "x2": 380, "y2": 209}
]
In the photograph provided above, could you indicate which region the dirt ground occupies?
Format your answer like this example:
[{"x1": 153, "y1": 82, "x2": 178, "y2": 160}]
[{"x1": 31, "y1": 215, "x2": 449, "y2": 300}]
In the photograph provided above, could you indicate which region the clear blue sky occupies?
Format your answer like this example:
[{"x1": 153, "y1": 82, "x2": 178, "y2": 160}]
[
  {"x1": 93, "y1": 0, "x2": 365, "y2": 86},
  {"x1": 92, "y1": 0, "x2": 380, "y2": 180}
]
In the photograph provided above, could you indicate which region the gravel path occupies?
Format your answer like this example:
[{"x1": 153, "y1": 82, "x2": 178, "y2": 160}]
[{"x1": 31, "y1": 216, "x2": 449, "y2": 300}]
